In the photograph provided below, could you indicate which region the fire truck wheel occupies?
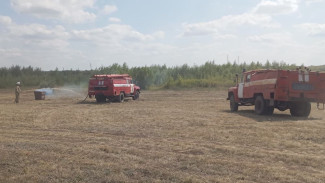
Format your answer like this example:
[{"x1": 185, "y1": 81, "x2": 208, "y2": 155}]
[
  {"x1": 117, "y1": 92, "x2": 125, "y2": 103},
  {"x1": 229, "y1": 94, "x2": 238, "y2": 112},
  {"x1": 133, "y1": 90, "x2": 140, "y2": 100},
  {"x1": 290, "y1": 101, "x2": 311, "y2": 117},
  {"x1": 255, "y1": 95, "x2": 266, "y2": 115},
  {"x1": 95, "y1": 95, "x2": 106, "y2": 103}
]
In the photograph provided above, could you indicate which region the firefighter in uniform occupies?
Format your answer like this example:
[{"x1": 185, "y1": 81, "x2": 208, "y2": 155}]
[{"x1": 15, "y1": 82, "x2": 21, "y2": 103}]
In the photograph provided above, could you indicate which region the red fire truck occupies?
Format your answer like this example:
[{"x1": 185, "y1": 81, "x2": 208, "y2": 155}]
[
  {"x1": 88, "y1": 74, "x2": 140, "y2": 103},
  {"x1": 227, "y1": 68, "x2": 325, "y2": 117}
]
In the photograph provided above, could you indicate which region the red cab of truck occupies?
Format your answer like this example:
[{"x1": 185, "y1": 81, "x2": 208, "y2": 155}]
[
  {"x1": 227, "y1": 68, "x2": 325, "y2": 117},
  {"x1": 88, "y1": 74, "x2": 140, "y2": 103}
]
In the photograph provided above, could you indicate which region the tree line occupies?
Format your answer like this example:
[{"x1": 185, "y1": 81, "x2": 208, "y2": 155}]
[{"x1": 0, "y1": 61, "x2": 320, "y2": 89}]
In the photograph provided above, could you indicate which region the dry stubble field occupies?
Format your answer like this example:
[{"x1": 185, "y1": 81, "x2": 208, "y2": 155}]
[{"x1": 0, "y1": 88, "x2": 324, "y2": 183}]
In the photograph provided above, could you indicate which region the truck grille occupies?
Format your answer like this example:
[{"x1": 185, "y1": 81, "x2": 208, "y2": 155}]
[
  {"x1": 292, "y1": 83, "x2": 314, "y2": 91},
  {"x1": 94, "y1": 87, "x2": 108, "y2": 90}
]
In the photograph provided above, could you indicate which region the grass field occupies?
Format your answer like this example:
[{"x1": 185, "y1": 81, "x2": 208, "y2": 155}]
[{"x1": 0, "y1": 88, "x2": 324, "y2": 182}]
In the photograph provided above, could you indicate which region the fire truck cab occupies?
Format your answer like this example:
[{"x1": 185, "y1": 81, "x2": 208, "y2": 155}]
[
  {"x1": 227, "y1": 68, "x2": 325, "y2": 117},
  {"x1": 88, "y1": 74, "x2": 140, "y2": 103}
]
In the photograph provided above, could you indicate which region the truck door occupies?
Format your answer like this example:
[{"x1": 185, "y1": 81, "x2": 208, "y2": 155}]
[
  {"x1": 125, "y1": 79, "x2": 133, "y2": 94},
  {"x1": 243, "y1": 74, "x2": 252, "y2": 98},
  {"x1": 238, "y1": 73, "x2": 251, "y2": 98},
  {"x1": 131, "y1": 83, "x2": 134, "y2": 93}
]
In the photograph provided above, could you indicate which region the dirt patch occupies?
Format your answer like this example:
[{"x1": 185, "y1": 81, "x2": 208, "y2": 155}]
[{"x1": 0, "y1": 89, "x2": 324, "y2": 182}]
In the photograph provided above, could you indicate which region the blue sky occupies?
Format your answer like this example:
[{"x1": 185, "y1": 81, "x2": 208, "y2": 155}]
[{"x1": 1, "y1": 0, "x2": 325, "y2": 70}]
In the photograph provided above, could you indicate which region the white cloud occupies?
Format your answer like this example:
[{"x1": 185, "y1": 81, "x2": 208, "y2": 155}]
[
  {"x1": 253, "y1": 0, "x2": 299, "y2": 15},
  {"x1": 297, "y1": 23, "x2": 325, "y2": 36},
  {"x1": 109, "y1": 17, "x2": 121, "y2": 23},
  {"x1": 102, "y1": 5, "x2": 118, "y2": 15},
  {"x1": 0, "y1": 17, "x2": 70, "y2": 49},
  {"x1": 304, "y1": 0, "x2": 323, "y2": 5},
  {"x1": 179, "y1": 0, "x2": 304, "y2": 39},
  {"x1": 10, "y1": 24, "x2": 69, "y2": 39},
  {"x1": 0, "y1": 16, "x2": 13, "y2": 25},
  {"x1": 66, "y1": 24, "x2": 168, "y2": 68},
  {"x1": 152, "y1": 31, "x2": 165, "y2": 39},
  {"x1": 72, "y1": 24, "x2": 164, "y2": 44},
  {"x1": 249, "y1": 32, "x2": 293, "y2": 44},
  {"x1": 2, "y1": 0, "x2": 325, "y2": 69},
  {"x1": 10, "y1": 0, "x2": 96, "y2": 24},
  {"x1": 180, "y1": 13, "x2": 278, "y2": 37},
  {"x1": 214, "y1": 34, "x2": 237, "y2": 40},
  {"x1": 0, "y1": 48, "x2": 21, "y2": 57}
]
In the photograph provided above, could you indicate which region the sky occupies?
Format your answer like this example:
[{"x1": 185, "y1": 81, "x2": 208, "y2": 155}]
[{"x1": 0, "y1": 0, "x2": 325, "y2": 70}]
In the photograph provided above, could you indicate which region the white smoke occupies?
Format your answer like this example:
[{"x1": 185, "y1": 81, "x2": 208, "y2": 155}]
[{"x1": 47, "y1": 85, "x2": 88, "y2": 99}]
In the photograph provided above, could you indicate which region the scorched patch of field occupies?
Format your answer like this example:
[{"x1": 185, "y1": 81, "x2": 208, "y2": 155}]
[{"x1": 0, "y1": 89, "x2": 324, "y2": 182}]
